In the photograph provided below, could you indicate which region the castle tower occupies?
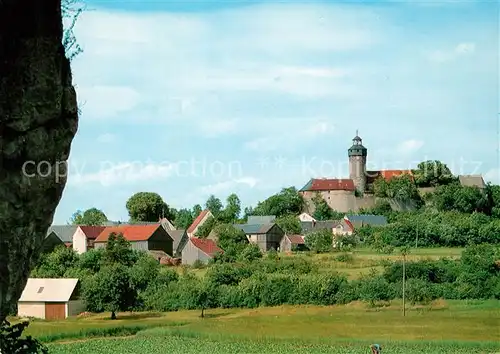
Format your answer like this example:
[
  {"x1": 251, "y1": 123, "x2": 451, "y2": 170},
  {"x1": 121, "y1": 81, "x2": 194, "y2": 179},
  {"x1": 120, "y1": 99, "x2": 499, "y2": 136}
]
[{"x1": 348, "y1": 130, "x2": 367, "y2": 194}]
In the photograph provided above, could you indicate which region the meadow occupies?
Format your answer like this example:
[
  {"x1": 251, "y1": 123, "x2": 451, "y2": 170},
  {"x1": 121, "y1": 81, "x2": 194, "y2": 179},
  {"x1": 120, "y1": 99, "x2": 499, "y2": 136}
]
[{"x1": 27, "y1": 299, "x2": 500, "y2": 353}]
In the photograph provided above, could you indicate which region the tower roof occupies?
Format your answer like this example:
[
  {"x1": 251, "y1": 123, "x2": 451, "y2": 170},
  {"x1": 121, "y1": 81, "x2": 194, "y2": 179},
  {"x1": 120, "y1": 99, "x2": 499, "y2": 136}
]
[{"x1": 348, "y1": 130, "x2": 367, "y2": 156}]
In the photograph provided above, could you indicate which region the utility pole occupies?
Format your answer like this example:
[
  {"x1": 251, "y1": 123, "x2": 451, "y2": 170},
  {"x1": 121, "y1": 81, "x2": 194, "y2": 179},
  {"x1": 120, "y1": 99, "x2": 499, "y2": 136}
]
[{"x1": 402, "y1": 251, "x2": 406, "y2": 317}]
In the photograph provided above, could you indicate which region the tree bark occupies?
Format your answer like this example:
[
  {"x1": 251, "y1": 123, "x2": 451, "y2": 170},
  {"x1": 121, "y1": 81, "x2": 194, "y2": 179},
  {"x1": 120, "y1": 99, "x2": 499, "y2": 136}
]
[{"x1": 0, "y1": 0, "x2": 78, "y2": 322}]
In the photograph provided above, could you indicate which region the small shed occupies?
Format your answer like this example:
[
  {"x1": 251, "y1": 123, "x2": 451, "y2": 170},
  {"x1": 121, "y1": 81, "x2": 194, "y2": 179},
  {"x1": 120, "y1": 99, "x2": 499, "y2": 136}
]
[
  {"x1": 182, "y1": 237, "x2": 223, "y2": 265},
  {"x1": 17, "y1": 278, "x2": 85, "y2": 320},
  {"x1": 280, "y1": 234, "x2": 307, "y2": 252}
]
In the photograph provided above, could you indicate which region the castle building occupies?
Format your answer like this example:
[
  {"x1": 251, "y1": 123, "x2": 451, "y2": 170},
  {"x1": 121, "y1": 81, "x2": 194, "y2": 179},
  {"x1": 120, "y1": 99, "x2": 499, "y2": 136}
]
[{"x1": 299, "y1": 132, "x2": 412, "y2": 213}]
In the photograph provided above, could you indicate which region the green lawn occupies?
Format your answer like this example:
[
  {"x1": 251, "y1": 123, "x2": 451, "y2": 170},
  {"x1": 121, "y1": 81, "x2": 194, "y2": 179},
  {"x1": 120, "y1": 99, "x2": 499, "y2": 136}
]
[{"x1": 27, "y1": 299, "x2": 499, "y2": 353}]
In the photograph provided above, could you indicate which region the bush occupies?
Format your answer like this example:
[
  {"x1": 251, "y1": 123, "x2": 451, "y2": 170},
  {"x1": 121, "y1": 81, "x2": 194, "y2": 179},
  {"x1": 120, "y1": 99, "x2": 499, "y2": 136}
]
[{"x1": 304, "y1": 229, "x2": 333, "y2": 253}]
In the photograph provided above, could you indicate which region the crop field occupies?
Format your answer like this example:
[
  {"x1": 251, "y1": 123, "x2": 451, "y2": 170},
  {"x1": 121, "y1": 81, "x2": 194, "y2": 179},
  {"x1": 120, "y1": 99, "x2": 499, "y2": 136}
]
[{"x1": 28, "y1": 298, "x2": 499, "y2": 354}]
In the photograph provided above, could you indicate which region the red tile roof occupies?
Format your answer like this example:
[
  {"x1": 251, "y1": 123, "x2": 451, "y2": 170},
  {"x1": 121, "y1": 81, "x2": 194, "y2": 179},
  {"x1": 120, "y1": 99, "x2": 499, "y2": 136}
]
[
  {"x1": 79, "y1": 226, "x2": 106, "y2": 240},
  {"x1": 302, "y1": 178, "x2": 355, "y2": 191},
  {"x1": 95, "y1": 224, "x2": 161, "y2": 243},
  {"x1": 190, "y1": 237, "x2": 223, "y2": 257},
  {"x1": 287, "y1": 235, "x2": 305, "y2": 244},
  {"x1": 187, "y1": 209, "x2": 209, "y2": 233}
]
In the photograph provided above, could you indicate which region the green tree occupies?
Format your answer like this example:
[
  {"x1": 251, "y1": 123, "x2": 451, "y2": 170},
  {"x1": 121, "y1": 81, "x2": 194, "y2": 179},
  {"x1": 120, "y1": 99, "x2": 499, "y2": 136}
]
[
  {"x1": 275, "y1": 215, "x2": 301, "y2": 234},
  {"x1": 304, "y1": 229, "x2": 333, "y2": 253},
  {"x1": 212, "y1": 223, "x2": 247, "y2": 252},
  {"x1": 221, "y1": 193, "x2": 241, "y2": 223},
  {"x1": 373, "y1": 177, "x2": 388, "y2": 198},
  {"x1": 311, "y1": 194, "x2": 340, "y2": 220},
  {"x1": 103, "y1": 233, "x2": 137, "y2": 267},
  {"x1": 0, "y1": 321, "x2": 48, "y2": 353},
  {"x1": 31, "y1": 245, "x2": 79, "y2": 278},
  {"x1": 432, "y1": 183, "x2": 483, "y2": 214},
  {"x1": 83, "y1": 263, "x2": 137, "y2": 319},
  {"x1": 129, "y1": 253, "x2": 161, "y2": 292},
  {"x1": 238, "y1": 243, "x2": 263, "y2": 262},
  {"x1": 195, "y1": 216, "x2": 217, "y2": 238},
  {"x1": 413, "y1": 160, "x2": 455, "y2": 187},
  {"x1": 174, "y1": 208, "x2": 194, "y2": 229},
  {"x1": 192, "y1": 204, "x2": 203, "y2": 218},
  {"x1": 70, "y1": 207, "x2": 108, "y2": 225},
  {"x1": 126, "y1": 192, "x2": 171, "y2": 222},
  {"x1": 385, "y1": 175, "x2": 421, "y2": 203},
  {"x1": 205, "y1": 195, "x2": 223, "y2": 219},
  {"x1": 252, "y1": 187, "x2": 304, "y2": 217}
]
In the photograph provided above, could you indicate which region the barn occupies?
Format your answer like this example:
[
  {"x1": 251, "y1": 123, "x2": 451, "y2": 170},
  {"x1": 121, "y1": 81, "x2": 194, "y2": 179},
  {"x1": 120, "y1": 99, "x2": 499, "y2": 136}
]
[{"x1": 17, "y1": 278, "x2": 85, "y2": 320}]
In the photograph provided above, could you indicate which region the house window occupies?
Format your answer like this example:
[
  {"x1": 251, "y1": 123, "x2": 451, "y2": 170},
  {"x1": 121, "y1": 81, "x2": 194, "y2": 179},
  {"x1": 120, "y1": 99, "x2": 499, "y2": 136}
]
[{"x1": 37, "y1": 287, "x2": 44, "y2": 294}]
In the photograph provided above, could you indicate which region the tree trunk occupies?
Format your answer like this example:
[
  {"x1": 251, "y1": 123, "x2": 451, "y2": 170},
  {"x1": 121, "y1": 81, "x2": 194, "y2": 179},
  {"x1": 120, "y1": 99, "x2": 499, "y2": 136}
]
[
  {"x1": 200, "y1": 307, "x2": 204, "y2": 318},
  {"x1": 0, "y1": 0, "x2": 78, "y2": 323},
  {"x1": 111, "y1": 311, "x2": 116, "y2": 320}
]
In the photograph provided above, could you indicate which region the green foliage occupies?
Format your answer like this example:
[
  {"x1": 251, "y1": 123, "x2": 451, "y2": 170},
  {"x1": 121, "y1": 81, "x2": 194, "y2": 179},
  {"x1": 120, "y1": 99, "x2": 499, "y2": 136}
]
[
  {"x1": 126, "y1": 192, "x2": 172, "y2": 222},
  {"x1": 212, "y1": 223, "x2": 247, "y2": 251},
  {"x1": 413, "y1": 160, "x2": 455, "y2": 187},
  {"x1": 275, "y1": 215, "x2": 301, "y2": 234},
  {"x1": 173, "y1": 208, "x2": 194, "y2": 229},
  {"x1": 82, "y1": 263, "x2": 137, "y2": 318},
  {"x1": 103, "y1": 233, "x2": 138, "y2": 266},
  {"x1": 431, "y1": 183, "x2": 486, "y2": 214},
  {"x1": 304, "y1": 229, "x2": 333, "y2": 253},
  {"x1": 31, "y1": 246, "x2": 79, "y2": 278},
  {"x1": 311, "y1": 194, "x2": 341, "y2": 221},
  {"x1": 0, "y1": 320, "x2": 48, "y2": 353},
  {"x1": 220, "y1": 193, "x2": 241, "y2": 223},
  {"x1": 237, "y1": 243, "x2": 263, "y2": 262},
  {"x1": 69, "y1": 207, "x2": 107, "y2": 225},
  {"x1": 205, "y1": 195, "x2": 223, "y2": 219},
  {"x1": 195, "y1": 216, "x2": 217, "y2": 238},
  {"x1": 252, "y1": 187, "x2": 304, "y2": 218}
]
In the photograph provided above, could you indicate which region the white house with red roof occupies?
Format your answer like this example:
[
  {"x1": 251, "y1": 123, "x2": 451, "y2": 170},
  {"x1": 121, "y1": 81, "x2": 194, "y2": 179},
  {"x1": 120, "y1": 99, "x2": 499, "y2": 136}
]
[
  {"x1": 299, "y1": 133, "x2": 414, "y2": 213},
  {"x1": 181, "y1": 237, "x2": 223, "y2": 265},
  {"x1": 72, "y1": 226, "x2": 106, "y2": 254},
  {"x1": 186, "y1": 209, "x2": 213, "y2": 237}
]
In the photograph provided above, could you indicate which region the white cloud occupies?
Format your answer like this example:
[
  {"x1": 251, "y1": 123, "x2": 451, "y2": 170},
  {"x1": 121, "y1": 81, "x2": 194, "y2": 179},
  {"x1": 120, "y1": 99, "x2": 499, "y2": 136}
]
[
  {"x1": 198, "y1": 177, "x2": 259, "y2": 195},
  {"x1": 96, "y1": 133, "x2": 117, "y2": 143},
  {"x1": 69, "y1": 161, "x2": 178, "y2": 186},
  {"x1": 397, "y1": 139, "x2": 424, "y2": 154},
  {"x1": 244, "y1": 119, "x2": 335, "y2": 152},
  {"x1": 426, "y1": 42, "x2": 476, "y2": 63}
]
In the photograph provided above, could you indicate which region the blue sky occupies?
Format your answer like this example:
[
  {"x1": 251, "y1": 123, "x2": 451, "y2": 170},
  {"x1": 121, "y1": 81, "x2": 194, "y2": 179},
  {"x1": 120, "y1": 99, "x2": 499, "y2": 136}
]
[{"x1": 53, "y1": 0, "x2": 499, "y2": 223}]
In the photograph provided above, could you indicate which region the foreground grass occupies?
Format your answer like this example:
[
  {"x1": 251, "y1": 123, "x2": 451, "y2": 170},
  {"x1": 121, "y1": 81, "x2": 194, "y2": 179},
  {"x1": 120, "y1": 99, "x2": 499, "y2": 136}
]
[
  {"x1": 47, "y1": 335, "x2": 499, "y2": 354},
  {"x1": 33, "y1": 299, "x2": 499, "y2": 353}
]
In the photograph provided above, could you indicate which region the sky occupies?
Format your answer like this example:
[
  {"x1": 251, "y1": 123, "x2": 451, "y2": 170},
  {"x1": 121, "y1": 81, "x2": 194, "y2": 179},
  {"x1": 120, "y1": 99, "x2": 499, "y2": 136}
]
[{"x1": 53, "y1": 0, "x2": 499, "y2": 223}]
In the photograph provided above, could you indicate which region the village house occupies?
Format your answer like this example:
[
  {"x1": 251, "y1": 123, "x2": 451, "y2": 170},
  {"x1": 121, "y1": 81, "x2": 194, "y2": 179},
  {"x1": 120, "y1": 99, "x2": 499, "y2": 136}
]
[
  {"x1": 280, "y1": 234, "x2": 307, "y2": 252},
  {"x1": 17, "y1": 278, "x2": 85, "y2": 320},
  {"x1": 169, "y1": 229, "x2": 188, "y2": 257},
  {"x1": 298, "y1": 212, "x2": 316, "y2": 222},
  {"x1": 187, "y1": 209, "x2": 213, "y2": 237},
  {"x1": 234, "y1": 216, "x2": 284, "y2": 252},
  {"x1": 458, "y1": 175, "x2": 486, "y2": 189},
  {"x1": 332, "y1": 214, "x2": 388, "y2": 236},
  {"x1": 43, "y1": 225, "x2": 77, "y2": 252},
  {"x1": 94, "y1": 224, "x2": 174, "y2": 256},
  {"x1": 72, "y1": 225, "x2": 106, "y2": 254},
  {"x1": 182, "y1": 237, "x2": 223, "y2": 265}
]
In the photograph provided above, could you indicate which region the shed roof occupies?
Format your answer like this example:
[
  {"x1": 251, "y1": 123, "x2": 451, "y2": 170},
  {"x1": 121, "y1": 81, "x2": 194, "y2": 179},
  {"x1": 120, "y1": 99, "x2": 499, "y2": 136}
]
[
  {"x1": 287, "y1": 235, "x2": 305, "y2": 244},
  {"x1": 19, "y1": 278, "x2": 79, "y2": 302},
  {"x1": 234, "y1": 223, "x2": 275, "y2": 234},
  {"x1": 190, "y1": 237, "x2": 223, "y2": 257},
  {"x1": 95, "y1": 224, "x2": 165, "y2": 242},
  {"x1": 345, "y1": 214, "x2": 387, "y2": 226},
  {"x1": 47, "y1": 225, "x2": 78, "y2": 243},
  {"x1": 300, "y1": 221, "x2": 339, "y2": 234}
]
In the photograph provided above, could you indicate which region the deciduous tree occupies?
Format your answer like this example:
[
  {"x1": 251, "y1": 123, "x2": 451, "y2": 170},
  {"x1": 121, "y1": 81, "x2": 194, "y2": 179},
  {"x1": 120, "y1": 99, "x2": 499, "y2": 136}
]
[
  {"x1": 126, "y1": 192, "x2": 171, "y2": 222},
  {"x1": 70, "y1": 207, "x2": 108, "y2": 225}
]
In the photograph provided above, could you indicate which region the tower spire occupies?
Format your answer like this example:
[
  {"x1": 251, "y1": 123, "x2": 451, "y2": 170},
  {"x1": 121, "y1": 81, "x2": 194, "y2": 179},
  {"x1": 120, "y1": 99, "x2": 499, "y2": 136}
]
[{"x1": 356, "y1": 129, "x2": 358, "y2": 136}]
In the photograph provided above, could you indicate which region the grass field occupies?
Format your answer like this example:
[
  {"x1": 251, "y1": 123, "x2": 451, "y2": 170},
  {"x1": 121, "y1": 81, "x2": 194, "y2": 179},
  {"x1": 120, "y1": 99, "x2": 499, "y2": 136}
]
[
  {"x1": 25, "y1": 247, "x2": 496, "y2": 353},
  {"x1": 178, "y1": 247, "x2": 464, "y2": 280},
  {"x1": 27, "y1": 299, "x2": 499, "y2": 353}
]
